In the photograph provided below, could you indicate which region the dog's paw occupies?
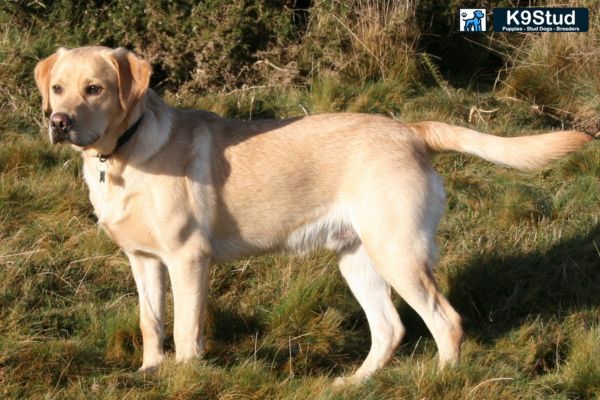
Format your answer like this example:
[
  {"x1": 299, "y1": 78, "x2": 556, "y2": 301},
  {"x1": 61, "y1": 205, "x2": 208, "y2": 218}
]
[
  {"x1": 137, "y1": 354, "x2": 166, "y2": 374},
  {"x1": 333, "y1": 376, "x2": 349, "y2": 387},
  {"x1": 333, "y1": 375, "x2": 365, "y2": 387},
  {"x1": 136, "y1": 364, "x2": 159, "y2": 374}
]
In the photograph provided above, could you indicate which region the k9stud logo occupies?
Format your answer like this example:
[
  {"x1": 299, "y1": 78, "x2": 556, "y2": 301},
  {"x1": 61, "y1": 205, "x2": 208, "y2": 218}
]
[{"x1": 459, "y1": 9, "x2": 487, "y2": 32}]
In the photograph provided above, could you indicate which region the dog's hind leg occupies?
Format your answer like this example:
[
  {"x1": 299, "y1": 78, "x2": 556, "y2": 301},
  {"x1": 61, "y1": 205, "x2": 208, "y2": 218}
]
[
  {"x1": 335, "y1": 245, "x2": 404, "y2": 384},
  {"x1": 349, "y1": 169, "x2": 463, "y2": 369},
  {"x1": 128, "y1": 253, "x2": 167, "y2": 372}
]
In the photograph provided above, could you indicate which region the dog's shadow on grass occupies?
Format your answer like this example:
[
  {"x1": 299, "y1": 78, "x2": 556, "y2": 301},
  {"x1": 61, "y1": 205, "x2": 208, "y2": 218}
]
[{"x1": 441, "y1": 223, "x2": 600, "y2": 343}]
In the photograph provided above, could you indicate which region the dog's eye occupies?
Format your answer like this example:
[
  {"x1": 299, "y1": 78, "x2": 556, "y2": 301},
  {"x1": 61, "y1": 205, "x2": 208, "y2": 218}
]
[
  {"x1": 85, "y1": 85, "x2": 103, "y2": 96},
  {"x1": 52, "y1": 85, "x2": 62, "y2": 95}
]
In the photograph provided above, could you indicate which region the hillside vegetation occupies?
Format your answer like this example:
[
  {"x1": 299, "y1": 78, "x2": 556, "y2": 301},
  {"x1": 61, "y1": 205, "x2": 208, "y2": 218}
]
[{"x1": 1, "y1": 0, "x2": 599, "y2": 398}]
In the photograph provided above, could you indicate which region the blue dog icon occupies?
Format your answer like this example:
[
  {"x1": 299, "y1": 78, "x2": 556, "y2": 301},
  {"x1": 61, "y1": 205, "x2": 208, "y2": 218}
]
[{"x1": 462, "y1": 10, "x2": 485, "y2": 31}]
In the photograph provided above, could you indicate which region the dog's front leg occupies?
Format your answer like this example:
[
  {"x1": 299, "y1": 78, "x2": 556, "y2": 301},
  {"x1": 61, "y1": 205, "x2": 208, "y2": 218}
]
[
  {"x1": 166, "y1": 252, "x2": 210, "y2": 362},
  {"x1": 127, "y1": 253, "x2": 166, "y2": 372}
]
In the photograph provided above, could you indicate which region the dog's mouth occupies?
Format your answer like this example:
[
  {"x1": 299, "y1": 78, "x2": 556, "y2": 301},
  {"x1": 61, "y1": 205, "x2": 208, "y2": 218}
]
[{"x1": 50, "y1": 128, "x2": 99, "y2": 147}]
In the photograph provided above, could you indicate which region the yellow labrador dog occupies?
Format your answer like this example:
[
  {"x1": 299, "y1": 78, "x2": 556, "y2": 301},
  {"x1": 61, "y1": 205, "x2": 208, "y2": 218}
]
[{"x1": 34, "y1": 46, "x2": 590, "y2": 383}]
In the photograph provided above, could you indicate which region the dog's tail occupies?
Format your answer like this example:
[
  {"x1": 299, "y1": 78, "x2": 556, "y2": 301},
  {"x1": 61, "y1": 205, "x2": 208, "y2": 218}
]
[{"x1": 409, "y1": 121, "x2": 592, "y2": 170}]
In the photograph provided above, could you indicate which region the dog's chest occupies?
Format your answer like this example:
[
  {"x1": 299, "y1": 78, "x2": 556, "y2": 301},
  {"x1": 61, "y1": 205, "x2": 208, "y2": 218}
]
[{"x1": 85, "y1": 168, "x2": 160, "y2": 254}]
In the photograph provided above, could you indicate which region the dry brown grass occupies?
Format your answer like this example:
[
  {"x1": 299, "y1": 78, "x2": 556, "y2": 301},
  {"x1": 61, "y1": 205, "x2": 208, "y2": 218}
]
[{"x1": 300, "y1": 0, "x2": 420, "y2": 84}]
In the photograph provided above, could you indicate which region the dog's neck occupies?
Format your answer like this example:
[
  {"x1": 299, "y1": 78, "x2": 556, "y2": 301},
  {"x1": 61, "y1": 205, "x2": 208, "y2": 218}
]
[{"x1": 81, "y1": 90, "x2": 174, "y2": 182}]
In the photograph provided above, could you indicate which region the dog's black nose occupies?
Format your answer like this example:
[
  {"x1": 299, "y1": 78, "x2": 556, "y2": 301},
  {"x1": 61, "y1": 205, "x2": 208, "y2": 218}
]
[{"x1": 50, "y1": 112, "x2": 72, "y2": 134}]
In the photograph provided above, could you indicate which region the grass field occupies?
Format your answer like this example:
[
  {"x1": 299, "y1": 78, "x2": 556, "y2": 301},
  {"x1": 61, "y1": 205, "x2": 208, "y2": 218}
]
[{"x1": 1, "y1": 1, "x2": 600, "y2": 399}]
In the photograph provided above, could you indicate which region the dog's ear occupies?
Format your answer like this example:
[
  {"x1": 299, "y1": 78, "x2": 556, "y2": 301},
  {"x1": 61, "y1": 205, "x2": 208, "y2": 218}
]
[
  {"x1": 34, "y1": 51, "x2": 61, "y2": 114},
  {"x1": 109, "y1": 47, "x2": 152, "y2": 112}
]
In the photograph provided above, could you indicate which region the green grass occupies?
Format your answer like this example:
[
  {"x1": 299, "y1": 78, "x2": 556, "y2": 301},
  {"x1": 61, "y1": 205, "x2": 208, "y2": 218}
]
[{"x1": 2, "y1": 1, "x2": 600, "y2": 398}]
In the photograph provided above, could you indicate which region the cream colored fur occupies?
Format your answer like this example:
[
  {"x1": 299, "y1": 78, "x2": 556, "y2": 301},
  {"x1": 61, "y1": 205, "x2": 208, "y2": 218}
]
[{"x1": 34, "y1": 46, "x2": 591, "y2": 384}]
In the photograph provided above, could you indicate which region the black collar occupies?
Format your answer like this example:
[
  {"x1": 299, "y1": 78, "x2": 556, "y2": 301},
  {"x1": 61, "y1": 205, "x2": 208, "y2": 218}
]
[{"x1": 98, "y1": 114, "x2": 144, "y2": 162}]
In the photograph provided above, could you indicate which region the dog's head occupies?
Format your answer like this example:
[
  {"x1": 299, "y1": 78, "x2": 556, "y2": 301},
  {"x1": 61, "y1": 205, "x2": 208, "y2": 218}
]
[
  {"x1": 473, "y1": 10, "x2": 484, "y2": 19},
  {"x1": 34, "y1": 46, "x2": 151, "y2": 148}
]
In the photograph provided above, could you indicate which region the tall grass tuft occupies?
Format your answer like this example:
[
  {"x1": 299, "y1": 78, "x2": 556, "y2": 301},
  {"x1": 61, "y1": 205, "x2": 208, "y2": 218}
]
[{"x1": 301, "y1": 0, "x2": 420, "y2": 85}]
